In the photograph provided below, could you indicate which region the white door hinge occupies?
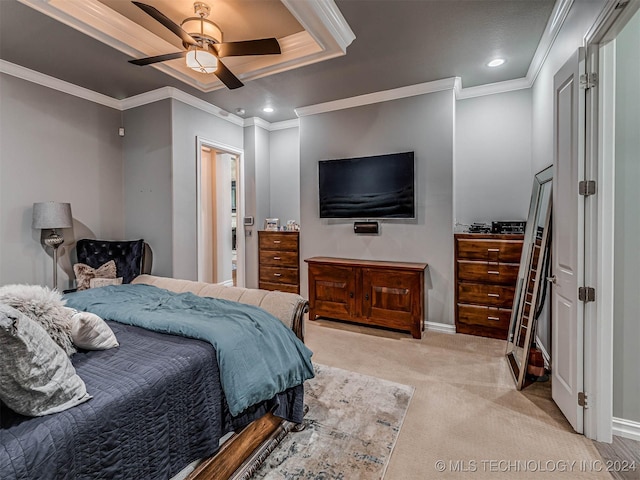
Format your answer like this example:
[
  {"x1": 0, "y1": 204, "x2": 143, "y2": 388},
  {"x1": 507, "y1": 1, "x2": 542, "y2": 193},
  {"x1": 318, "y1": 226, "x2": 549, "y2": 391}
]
[{"x1": 580, "y1": 72, "x2": 598, "y2": 90}]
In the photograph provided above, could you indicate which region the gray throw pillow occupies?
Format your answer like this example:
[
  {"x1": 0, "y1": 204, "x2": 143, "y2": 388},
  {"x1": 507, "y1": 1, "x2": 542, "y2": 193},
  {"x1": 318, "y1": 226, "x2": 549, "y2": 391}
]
[
  {"x1": 0, "y1": 284, "x2": 76, "y2": 356},
  {"x1": 0, "y1": 304, "x2": 91, "y2": 417}
]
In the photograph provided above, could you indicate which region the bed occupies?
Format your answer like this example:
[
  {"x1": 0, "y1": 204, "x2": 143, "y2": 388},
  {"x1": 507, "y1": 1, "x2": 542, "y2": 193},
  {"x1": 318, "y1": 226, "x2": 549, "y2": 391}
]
[{"x1": 0, "y1": 275, "x2": 313, "y2": 480}]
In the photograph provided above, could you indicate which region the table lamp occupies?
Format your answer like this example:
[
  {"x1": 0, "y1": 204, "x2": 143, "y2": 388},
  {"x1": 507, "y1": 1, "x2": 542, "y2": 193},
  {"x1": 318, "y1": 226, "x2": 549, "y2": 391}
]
[{"x1": 32, "y1": 202, "x2": 73, "y2": 289}]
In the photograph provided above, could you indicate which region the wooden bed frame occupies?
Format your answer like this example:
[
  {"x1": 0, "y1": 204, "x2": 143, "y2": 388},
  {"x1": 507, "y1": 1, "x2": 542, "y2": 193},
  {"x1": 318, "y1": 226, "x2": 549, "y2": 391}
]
[
  {"x1": 129, "y1": 275, "x2": 310, "y2": 480},
  {"x1": 187, "y1": 300, "x2": 309, "y2": 480}
]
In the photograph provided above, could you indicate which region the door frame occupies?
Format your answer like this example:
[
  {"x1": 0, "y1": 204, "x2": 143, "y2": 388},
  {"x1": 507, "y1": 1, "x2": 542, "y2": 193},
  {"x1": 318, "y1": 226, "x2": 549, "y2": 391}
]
[
  {"x1": 196, "y1": 136, "x2": 245, "y2": 287},
  {"x1": 582, "y1": 0, "x2": 640, "y2": 442}
]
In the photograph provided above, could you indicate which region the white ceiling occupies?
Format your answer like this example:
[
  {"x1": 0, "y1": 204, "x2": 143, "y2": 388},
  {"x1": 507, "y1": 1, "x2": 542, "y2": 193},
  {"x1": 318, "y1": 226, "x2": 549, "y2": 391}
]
[{"x1": 0, "y1": 0, "x2": 557, "y2": 122}]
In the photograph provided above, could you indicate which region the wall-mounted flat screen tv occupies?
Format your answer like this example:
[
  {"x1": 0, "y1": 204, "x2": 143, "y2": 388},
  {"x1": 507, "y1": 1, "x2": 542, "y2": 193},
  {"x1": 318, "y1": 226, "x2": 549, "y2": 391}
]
[{"x1": 318, "y1": 151, "x2": 415, "y2": 219}]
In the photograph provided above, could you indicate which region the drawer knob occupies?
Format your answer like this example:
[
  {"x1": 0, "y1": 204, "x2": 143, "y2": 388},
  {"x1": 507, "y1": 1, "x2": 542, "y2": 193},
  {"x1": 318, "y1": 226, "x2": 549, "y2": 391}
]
[
  {"x1": 273, "y1": 240, "x2": 281, "y2": 244},
  {"x1": 273, "y1": 256, "x2": 281, "y2": 260},
  {"x1": 487, "y1": 316, "x2": 500, "y2": 321},
  {"x1": 487, "y1": 293, "x2": 500, "y2": 298},
  {"x1": 487, "y1": 248, "x2": 500, "y2": 252},
  {"x1": 274, "y1": 273, "x2": 282, "y2": 277},
  {"x1": 487, "y1": 270, "x2": 500, "y2": 275}
]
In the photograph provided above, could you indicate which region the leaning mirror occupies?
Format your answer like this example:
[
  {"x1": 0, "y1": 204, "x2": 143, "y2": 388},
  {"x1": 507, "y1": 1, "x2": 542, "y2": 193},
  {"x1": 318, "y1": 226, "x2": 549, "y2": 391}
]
[{"x1": 506, "y1": 165, "x2": 552, "y2": 390}]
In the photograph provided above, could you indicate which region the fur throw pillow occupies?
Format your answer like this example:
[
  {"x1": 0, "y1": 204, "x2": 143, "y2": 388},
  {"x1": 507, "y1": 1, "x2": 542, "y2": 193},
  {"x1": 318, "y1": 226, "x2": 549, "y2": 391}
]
[
  {"x1": 0, "y1": 284, "x2": 76, "y2": 356},
  {"x1": 73, "y1": 260, "x2": 117, "y2": 291}
]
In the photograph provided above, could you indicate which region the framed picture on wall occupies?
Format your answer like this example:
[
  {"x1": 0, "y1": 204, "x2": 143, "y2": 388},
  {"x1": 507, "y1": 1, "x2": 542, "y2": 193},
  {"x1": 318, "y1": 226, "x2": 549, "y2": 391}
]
[{"x1": 264, "y1": 218, "x2": 279, "y2": 231}]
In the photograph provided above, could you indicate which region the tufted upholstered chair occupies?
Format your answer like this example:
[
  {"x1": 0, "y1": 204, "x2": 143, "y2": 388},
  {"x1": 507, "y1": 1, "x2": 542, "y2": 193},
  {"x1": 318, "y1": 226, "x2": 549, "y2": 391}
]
[{"x1": 75, "y1": 239, "x2": 152, "y2": 284}]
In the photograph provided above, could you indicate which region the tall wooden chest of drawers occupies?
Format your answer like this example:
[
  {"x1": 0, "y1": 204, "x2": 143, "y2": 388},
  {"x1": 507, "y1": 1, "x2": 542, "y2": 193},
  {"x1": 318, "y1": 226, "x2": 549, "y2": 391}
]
[
  {"x1": 455, "y1": 233, "x2": 524, "y2": 339},
  {"x1": 258, "y1": 231, "x2": 300, "y2": 294}
]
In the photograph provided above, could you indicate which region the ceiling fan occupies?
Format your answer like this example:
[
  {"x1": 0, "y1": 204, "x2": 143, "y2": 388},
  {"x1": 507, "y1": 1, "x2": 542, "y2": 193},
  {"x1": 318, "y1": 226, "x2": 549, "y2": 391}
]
[{"x1": 128, "y1": 1, "x2": 281, "y2": 89}]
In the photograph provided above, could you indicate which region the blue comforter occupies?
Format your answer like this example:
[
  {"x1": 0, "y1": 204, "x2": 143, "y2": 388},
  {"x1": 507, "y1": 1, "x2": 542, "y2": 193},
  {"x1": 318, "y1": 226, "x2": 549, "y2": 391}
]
[{"x1": 65, "y1": 284, "x2": 314, "y2": 416}]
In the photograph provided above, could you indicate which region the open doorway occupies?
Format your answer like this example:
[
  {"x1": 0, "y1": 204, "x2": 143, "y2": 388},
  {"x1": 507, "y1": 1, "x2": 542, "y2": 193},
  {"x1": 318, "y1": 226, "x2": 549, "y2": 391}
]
[{"x1": 197, "y1": 138, "x2": 244, "y2": 287}]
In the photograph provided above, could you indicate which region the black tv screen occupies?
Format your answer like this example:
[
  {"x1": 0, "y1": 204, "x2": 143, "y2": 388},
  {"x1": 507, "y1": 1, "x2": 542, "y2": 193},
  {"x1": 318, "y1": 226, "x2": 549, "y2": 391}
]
[{"x1": 318, "y1": 152, "x2": 415, "y2": 219}]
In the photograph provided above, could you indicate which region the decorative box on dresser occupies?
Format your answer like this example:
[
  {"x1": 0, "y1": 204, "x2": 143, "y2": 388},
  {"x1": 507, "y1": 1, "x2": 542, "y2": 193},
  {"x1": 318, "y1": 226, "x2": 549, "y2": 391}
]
[
  {"x1": 454, "y1": 233, "x2": 524, "y2": 339},
  {"x1": 258, "y1": 231, "x2": 300, "y2": 294}
]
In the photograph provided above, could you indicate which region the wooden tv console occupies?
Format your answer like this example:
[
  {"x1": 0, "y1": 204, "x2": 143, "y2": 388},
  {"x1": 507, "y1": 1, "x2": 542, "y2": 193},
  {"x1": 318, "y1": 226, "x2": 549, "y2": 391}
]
[{"x1": 305, "y1": 257, "x2": 427, "y2": 338}]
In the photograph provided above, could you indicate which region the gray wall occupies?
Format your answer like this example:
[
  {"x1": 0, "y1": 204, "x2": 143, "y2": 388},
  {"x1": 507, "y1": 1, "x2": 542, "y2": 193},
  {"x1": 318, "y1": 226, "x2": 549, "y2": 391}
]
[
  {"x1": 530, "y1": 0, "x2": 607, "y2": 358},
  {"x1": 242, "y1": 124, "x2": 271, "y2": 288},
  {"x1": 243, "y1": 125, "x2": 258, "y2": 288},
  {"x1": 613, "y1": 7, "x2": 640, "y2": 423},
  {"x1": 171, "y1": 100, "x2": 243, "y2": 280},
  {"x1": 299, "y1": 91, "x2": 455, "y2": 325},
  {"x1": 455, "y1": 89, "x2": 533, "y2": 228},
  {"x1": 0, "y1": 74, "x2": 124, "y2": 288},
  {"x1": 123, "y1": 100, "x2": 173, "y2": 277},
  {"x1": 269, "y1": 127, "x2": 300, "y2": 224}
]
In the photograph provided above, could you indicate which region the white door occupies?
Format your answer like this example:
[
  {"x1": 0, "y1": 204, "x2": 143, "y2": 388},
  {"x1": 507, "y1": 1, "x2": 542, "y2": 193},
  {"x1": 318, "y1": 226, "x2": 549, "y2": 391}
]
[{"x1": 551, "y1": 49, "x2": 585, "y2": 433}]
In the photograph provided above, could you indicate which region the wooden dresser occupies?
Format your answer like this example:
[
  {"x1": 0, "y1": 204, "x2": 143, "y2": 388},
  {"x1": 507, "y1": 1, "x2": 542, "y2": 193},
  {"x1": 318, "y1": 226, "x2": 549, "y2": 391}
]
[
  {"x1": 454, "y1": 233, "x2": 524, "y2": 339},
  {"x1": 258, "y1": 231, "x2": 300, "y2": 294},
  {"x1": 305, "y1": 257, "x2": 427, "y2": 339}
]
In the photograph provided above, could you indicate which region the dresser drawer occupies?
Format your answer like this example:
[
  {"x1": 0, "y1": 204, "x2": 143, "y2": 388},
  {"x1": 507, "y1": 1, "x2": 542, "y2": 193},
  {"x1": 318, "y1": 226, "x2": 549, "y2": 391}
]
[
  {"x1": 259, "y1": 250, "x2": 298, "y2": 267},
  {"x1": 458, "y1": 304, "x2": 511, "y2": 330},
  {"x1": 259, "y1": 282, "x2": 299, "y2": 294},
  {"x1": 457, "y1": 282, "x2": 516, "y2": 308},
  {"x1": 457, "y1": 260, "x2": 520, "y2": 285},
  {"x1": 457, "y1": 238, "x2": 523, "y2": 263},
  {"x1": 259, "y1": 266, "x2": 299, "y2": 285},
  {"x1": 259, "y1": 233, "x2": 298, "y2": 252}
]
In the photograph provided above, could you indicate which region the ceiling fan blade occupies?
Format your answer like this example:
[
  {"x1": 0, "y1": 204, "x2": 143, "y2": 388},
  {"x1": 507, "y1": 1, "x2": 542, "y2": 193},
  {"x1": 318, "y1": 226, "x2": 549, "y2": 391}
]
[
  {"x1": 215, "y1": 60, "x2": 244, "y2": 90},
  {"x1": 129, "y1": 51, "x2": 187, "y2": 66},
  {"x1": 132, "y1": 2, "x2": 198, "y2": 46},
  {"x1": 215, "y1": 38, "x2": 281, "y2": 58}
]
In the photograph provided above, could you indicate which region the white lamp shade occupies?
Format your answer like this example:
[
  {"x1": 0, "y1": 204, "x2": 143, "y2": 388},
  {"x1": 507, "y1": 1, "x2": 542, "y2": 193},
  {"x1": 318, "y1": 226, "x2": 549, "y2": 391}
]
[
  {"x1": 32, "y1": 202, "x2": 73, "y2": 229},
  {"x1": 186, "y1": 48, "x2": 218, "y2": 74}
]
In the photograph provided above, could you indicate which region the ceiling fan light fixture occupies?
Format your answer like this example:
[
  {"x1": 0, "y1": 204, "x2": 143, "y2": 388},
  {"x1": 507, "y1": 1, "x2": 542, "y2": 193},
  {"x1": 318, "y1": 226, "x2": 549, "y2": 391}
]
[
  {"x1": 186, "y1": 47, "x2": 218, "y2": 73},
  {"x1": 181, "y1": 17, "x2": 222, "y2": 44}
]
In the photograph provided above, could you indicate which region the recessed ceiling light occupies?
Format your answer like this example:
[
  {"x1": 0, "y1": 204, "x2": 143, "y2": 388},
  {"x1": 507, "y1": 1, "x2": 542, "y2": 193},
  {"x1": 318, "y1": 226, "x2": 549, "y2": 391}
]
[
  {"x1": 487, "y1": 58, "x2": 505, "y2": 68},
  {"x1": 262, "y1": 107, "x2": 274, "y2": 113}
]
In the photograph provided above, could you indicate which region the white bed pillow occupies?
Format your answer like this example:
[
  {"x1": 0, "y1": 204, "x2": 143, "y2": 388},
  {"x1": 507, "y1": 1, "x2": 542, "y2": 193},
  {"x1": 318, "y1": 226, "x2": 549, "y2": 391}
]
[
  {"x1": 67, "y1": 308, "x2": 119, "y2": 350},
  {"x1": 0, "y1": 303, "x2": 91, "y2": 417}
]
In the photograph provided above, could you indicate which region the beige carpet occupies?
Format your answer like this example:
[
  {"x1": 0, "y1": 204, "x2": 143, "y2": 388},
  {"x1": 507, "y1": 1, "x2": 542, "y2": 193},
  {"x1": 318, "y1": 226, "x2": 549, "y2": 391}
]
[{"x1": 305, "y1": 319, "x2": 612, "y2": 479}]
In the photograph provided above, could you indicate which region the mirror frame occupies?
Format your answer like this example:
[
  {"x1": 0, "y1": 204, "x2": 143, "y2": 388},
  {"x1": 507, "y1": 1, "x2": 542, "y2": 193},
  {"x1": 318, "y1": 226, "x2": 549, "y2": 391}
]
[{"x1": 506, "y1": 165, "x2": 553, "y2": 390}]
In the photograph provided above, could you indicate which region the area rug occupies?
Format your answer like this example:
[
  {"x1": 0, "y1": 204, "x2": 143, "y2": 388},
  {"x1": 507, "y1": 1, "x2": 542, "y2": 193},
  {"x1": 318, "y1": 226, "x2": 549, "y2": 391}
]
[{"x1": 251, "y1": 363, "x2": 415, "y2": 480}]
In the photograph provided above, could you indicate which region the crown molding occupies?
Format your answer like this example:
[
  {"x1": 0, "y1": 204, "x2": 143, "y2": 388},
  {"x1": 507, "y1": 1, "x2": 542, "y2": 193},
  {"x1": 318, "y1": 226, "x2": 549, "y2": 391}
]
[
  {"x1": 282, "y1": 0, "x2": 355, "y2": 52},
  {"x1": 456, "y1": 77, "x2": 532, "y2": 100},
  {"x1": 296, "y1": 77, "x2": 457, "y2": 117},
  {"x1": 244, "y1": 117, "x2": 300, "y2": 131},
  {"x1": 243, "y1": 117, "x2": 272, "y2": 130},
  {"x1": 121, "y1": 86, "x2": 244, "y2": 126},
  {"x1": 526, "y1": 0, "x2": 574, "y2": 86},
  {"x1": 4, "y1": 0, "x2": 576, "y2": 125},
  {"x1": 269, "y1": 119, "x2": 300, "y2": 131},
  {"x1": 0, "y1": 59, "x2": 121, "y2": 110}
]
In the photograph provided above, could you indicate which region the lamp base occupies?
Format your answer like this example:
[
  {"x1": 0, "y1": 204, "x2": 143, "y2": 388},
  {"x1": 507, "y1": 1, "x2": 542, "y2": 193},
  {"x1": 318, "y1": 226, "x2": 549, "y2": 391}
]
[{"x1": 43, "y1": 230, "x2": 64, "y2": 289}]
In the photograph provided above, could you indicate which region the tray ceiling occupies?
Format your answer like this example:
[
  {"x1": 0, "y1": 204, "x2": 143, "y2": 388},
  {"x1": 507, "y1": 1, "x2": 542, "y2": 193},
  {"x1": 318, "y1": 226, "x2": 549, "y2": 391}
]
[{"x1": 18, "y1": 0, "x2": 355, "y2": 92}]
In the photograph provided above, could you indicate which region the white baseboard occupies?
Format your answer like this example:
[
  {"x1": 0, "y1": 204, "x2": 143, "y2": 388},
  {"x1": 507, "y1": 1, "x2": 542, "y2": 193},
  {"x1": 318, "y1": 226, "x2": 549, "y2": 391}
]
[
  {"x1": 612, "y1": 417, "x2": 640, "y2": 441},
  {"x1": 424, "y1": 321, "x2": 456, "y2": 334}
]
